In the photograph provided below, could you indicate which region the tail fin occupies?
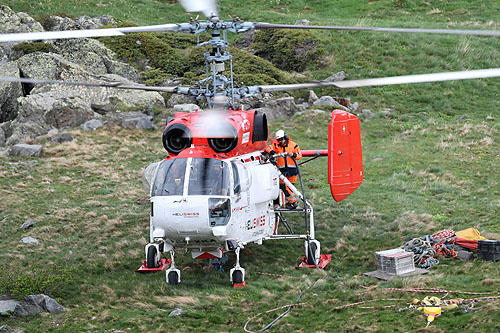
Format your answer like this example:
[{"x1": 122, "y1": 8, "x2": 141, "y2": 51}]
[{"x1": 328, "y1": 110, "x2": 363, "y2": 202}]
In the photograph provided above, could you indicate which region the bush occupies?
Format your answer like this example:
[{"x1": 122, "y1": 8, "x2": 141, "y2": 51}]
[
  {"x1": 251, "y1": 29, "x2": 325, "y2": 72},
  {"x1": 0, "y1": 264, "x2": 75, "y2": 300},
  {"x1": 12, "y1": 42, "x2": 50, "y2": 56}
]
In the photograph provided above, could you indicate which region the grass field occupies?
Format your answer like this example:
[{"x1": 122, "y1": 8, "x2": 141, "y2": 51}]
[{"x1": 1, "y1": 0, "x2": 499, "y2": 331}]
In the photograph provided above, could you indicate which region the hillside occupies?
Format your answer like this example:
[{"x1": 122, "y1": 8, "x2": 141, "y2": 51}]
[{"x1": 1, "y1": 1, "x2": 499, "y2": 332}]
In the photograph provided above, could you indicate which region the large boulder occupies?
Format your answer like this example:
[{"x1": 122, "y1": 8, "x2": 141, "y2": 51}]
[
  {"x1": 0, "y1": 6, "x2": 44, "y2": 63},
  {"x1": 49, "y1": 38, "x2": 139, "y2": 81},
  {"x1": 45, "y1": 14, "x2": 116, "y2": 32},
  {"x1": 0, "y1": 6, "x2": 43, "y2": 34},
  {"x1": 13, "y1": 294, "x2": 65, "y2": 316},
  {"x1": 0, "y1": 61, "x2": 22, "y2": 123},
  {"x1": 257, "y1": 96, "x2": 299, "y2": 120}
]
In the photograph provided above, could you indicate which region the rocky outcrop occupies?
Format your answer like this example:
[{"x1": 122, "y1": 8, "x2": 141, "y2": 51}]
[
  {"x1": 48, "y1": 38, "x2": 139, "y2": 81},
  {"x1": 0, "y1": 61, "x2": 22, "y2": 123},
  {"x1": 13, "y1": 294, "x2": 65, "y2": 316}
]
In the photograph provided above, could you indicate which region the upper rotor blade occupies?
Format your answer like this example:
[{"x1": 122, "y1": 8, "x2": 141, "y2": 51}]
[
  {"x1": 254, "y1": 68, "x2": 500, "y2": 92},
  {"x1": 254, "y1": 23, "x2": 500, "y2": 37},
  {"x1": 179, "y1": 0, "x2": 218, "y2": 17},
  {"x1": 0, "y1": 76, "x2": 178, "y2": 93},
  {"x1": 0, "y1": 24, "x2": 180, "y2": 42}
]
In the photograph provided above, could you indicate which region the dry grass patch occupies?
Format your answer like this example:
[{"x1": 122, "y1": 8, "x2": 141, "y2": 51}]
[
  {"x1": 396, "y1": 211, "x2": 438, "y2": 234},
  {"x1": 152, "y1": 295, "x2": 200, "y2": 306}
]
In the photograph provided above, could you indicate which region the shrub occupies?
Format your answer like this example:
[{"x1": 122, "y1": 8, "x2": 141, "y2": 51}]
[
  {"x1": 0, "y1": 264, "x2": 75, "y2": 300},
  {"x1": 251, "y1": 29, "x2": 325, "y2": 72},
  {"x1": 12, "y1": 42, "x2": 50, "y2": 56}
]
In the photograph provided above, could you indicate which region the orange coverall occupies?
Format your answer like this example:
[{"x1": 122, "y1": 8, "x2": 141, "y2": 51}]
[{"x1": 264, "y1": 138, "x2": 302, "y2": 205}]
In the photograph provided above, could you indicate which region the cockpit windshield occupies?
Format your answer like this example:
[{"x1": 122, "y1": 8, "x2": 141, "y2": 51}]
[
  {"x1": 188, "y1": 158, "x2": 230, "y2": 196},
  {"x1": 151, "y1": 158, "x2": 230, "y2": 197},
  {"x1": 151, "y1": 158, "x2": 187, "y2": 196}
]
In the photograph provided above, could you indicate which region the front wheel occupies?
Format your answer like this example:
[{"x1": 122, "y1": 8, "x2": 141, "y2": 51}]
[{"x1": 147, "y1": 246, "x2": 159, "y2": 268}]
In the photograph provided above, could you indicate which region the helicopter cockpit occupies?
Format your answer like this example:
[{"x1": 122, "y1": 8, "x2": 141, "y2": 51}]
[{"x1": 152, "y1": 158, "x2": 231, "y2": 197}]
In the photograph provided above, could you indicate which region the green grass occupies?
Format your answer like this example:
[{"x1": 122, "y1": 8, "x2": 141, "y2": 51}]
[{"x1": 1, "y1": 0, "x2": 500, "y2": 332}]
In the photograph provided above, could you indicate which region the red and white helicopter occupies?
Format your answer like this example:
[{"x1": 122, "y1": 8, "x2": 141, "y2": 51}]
[{"x1": 0, "y1": 0, "x2": 499, "y2": 286}]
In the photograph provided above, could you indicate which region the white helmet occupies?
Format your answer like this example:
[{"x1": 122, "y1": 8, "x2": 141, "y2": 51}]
[{"x1": 275, "y1": 130, "x2": 285, "y2": 140}]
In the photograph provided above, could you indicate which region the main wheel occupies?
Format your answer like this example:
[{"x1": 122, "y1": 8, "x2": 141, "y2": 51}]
[
  {"x1": 232, "y1": 270, "x2": 243, "y2": 285},
  {"x1": 168, "y1": 271, "x2": 180, "y2": 285},
  {"x1": 147, "y1": 246, "x2": 159, "y2": 268},
  {"x1": 306, "y1": 242, "x2": 317, "y2": 265}
]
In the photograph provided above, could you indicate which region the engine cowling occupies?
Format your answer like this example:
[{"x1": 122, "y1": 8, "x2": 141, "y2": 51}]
[{"x1": 162, "y1": 123, "x2": 192, "y2": 155}]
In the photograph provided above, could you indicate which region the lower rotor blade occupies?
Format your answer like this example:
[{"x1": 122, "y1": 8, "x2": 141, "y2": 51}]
[
  {"x1": 253, "y1": 68, "x2": 500, "y2": 92},
  {"x1": 0, "y1": 76, "x2": 178, "y2": 93},
  {"x1": 254, "y1": 23, "x2": 500, "y2": 37},
  {"x1": 0, "y1": 24, "x2": 180, "y2": 42}
]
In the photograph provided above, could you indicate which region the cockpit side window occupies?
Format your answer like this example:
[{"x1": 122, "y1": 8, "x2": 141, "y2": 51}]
[
  {"x1": 231, "y1": 161, "x2": 251, "y2": 193},
  {"x1": 151, "y1": 159, "x2": 187, "y2": 196},
  {"x1": 188, "y1": 158, "x2": 230, "y2": 196}
]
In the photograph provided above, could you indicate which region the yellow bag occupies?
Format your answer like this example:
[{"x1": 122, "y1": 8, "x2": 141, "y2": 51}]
[{"x1": 455, "y1": 228, "x2": 486, "y2": 241}]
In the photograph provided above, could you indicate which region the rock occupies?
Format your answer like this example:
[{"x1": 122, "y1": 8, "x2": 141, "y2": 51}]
[
  {"x1": 0, "y1": 299, "x2": 20, "y2": 316},
  {"x1": 75, "y1": 15, "x2": 116, "y2": 30},
  {"x1": 49, "y1": 133, "x2": 73, "y2": 143},
  {"x1": 168, "y1": 308, "x2": 184, "y2": 317},
  {"x1": 43, "y1": 296, "x2": 65, "y2": 313},
  {"x1": 486, "y1": 115, "x2": 495, "y2": 121},
  {"x1": 0, "y1": 125, "x2": 5, "y2": 147},
  {"x1": 324, "y1": 71, "x2": 346, "y2": 82},
  {"x1": 49, "y1": 38, "x2": 139, "y2": 81},
  {"x1": 359, "y1": 109, "x2": 375, "y2": 119},
  {"x1": 259, "y1": 96, "x2": 299, "y2": 120},
  {"x1": 47, "y1": 128, "x2": 59, "y2": 136},
  {"x1": 0, "y1": 324, "x2": 24, "y2": 333},
  {"x1": 0, "y1": 61, "x2": 22, "y2": 123},
  {"x1": 5, "y1": 120, "x2": 48, "y2": 146},
  {"x1": 115, "y1": 112, "x2": 155, "y2": 130},
  {"x1": 295, "y1": 19, "x2": 310, "y2": 26},
  {"x1": 13, "y1": 294, "x2": 65, "y2": 316},
  {"x1": 167, "y1": 94, "x2": 197, "y2": 108},
  {"x1": 45, "y1": 96, "x2": 98, "y2": 129},
  {"x1": 20, "y1": 236, "x2": 38, "y2": 244},
  {"x1": 9, "y1": 144, "x2": 43, "y2": 157},
  {"x1": 308, "y1": 90, "x2": 318, "y2": 104},
  {"x1": 381, "y1": 110, "x2": 391, "y2": 117},
  {"x1": 81, "y1": 119, "x2": 103, "y2": 131},
  {"x1": 312, "y1": 96, "x2": 349, "y2": 111},
  {"x1": 173, "y1": 104, "x2": 201, "y2": 113},
  {"x1": 350, "y1": 102, "x2": 359, "y2": 112},
  {"x1": 19, "y1": 219, "x2": 35, "y2": 230}
]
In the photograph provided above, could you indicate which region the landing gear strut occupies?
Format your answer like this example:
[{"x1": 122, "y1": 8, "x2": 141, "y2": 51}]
[
  {"x1": 229, "y1": 247, "x2": 246, "y2": 287},
  {"x1": 166, "y1": 250, "x2": 181, "y2": 285}
]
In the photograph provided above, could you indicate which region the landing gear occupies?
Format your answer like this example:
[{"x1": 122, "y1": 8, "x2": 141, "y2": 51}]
[
  {"x1": 166, "y1": 250, "x2": 181, "y2": 285},
  {"x1": 146, "y1": 244, "x2": 160, "y2": 268},
  {"x1": 145, "y1": 243, "x2": 160, "y2": 268},
  {"x1": 229, "y1": 247, "x2": 246, "y2": 287},
  {"x1": 306, "y1": 240, "x2": 320, "y2": 266}
]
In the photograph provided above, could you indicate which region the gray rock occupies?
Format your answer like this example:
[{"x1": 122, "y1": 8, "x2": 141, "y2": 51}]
[
  {"x1": 13, "y1": 295, "x2": 45, "y2": 316},
  {"x1": 312, "y1": 96, "x2": 349, "y2": 111},
  {"x1": 260, "y1": 96, "x2": 299, "y2": 120},
  {"x1": 81, "y1": 119, "x2": 103, "y2": 131},
  {"x1": 19, "y1": 219, "x2": 35, "y2": 230},
  {"x1": 0, "y1": 126, "x2": 5, "y2": 147},
  {"x1": 47, "y1": 128, "x2": 59, "y2": 136},
  {"x1": 295, "y1": 19, "x2": 310, "y2": 26},
  {"x1": 0, "y1": 324, "x2": 24, "y2": 333},
  {"x1": 350, "y1": 102, "x2": 359, "y2": 112},
  {"x1": 13, "y1": 294, "x2": 64, "y2": 316},
  {"x1": 0, "y1": 61, "x2": 22, "y2": 123},
  {"x1": 360, "y1": 109, "x2": 375, "y2": 119},
  {"x1": 173, "y1": 104, "x2": 201, "y2": 113},
  {"x1": 45, "y1": 96, "x2": 97, "y2": 129},
  {"x1": 167, "y1": 94, "x2": 196, "y2": 108},
  {"x1": 49, "y1": 133, "x2": 73, "y2": 143},
  {"x1": 43, "y1": 296, "x2": 65, "y2": 313},
  {"x1": 9, "y1": 144, "x2": 43, "y2": 157},
  {"x1": 324, "y1": 71, "x2": 346, "y2": 82},
  {"x1": 168, "y1": 308, "x2": 184, "y2": 317},
  {"x1": 49, "y1": 38, "x2": 139, "y2": 81},
  {"x1": 122, "y1": 116, "x2": 155, "y2": 130},
  {"x1": 0, "y1": 299, "x2": 20, "y2": 316},
  {"x1": 5, "y1": 120, "x2": 48, "y2": 146},
  {"x1": 20, "y1": 236, "x2": 38, "y2": 244},
  {"x1": 308, "y1": 90, "x2": 318, "y2": 104},
  {"x1": 381, "y1": 110, "x2": 391, "y2": 117}
]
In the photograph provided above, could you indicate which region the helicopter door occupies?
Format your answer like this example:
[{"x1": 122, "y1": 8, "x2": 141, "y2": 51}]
[{"x1": 328, "y1": 110, "x2": 363, "y2": 202}]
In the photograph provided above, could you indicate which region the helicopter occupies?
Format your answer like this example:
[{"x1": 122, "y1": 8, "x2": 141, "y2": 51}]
[{"x1": 0, "y1": 0, "x2": 499, "y2": 286}]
